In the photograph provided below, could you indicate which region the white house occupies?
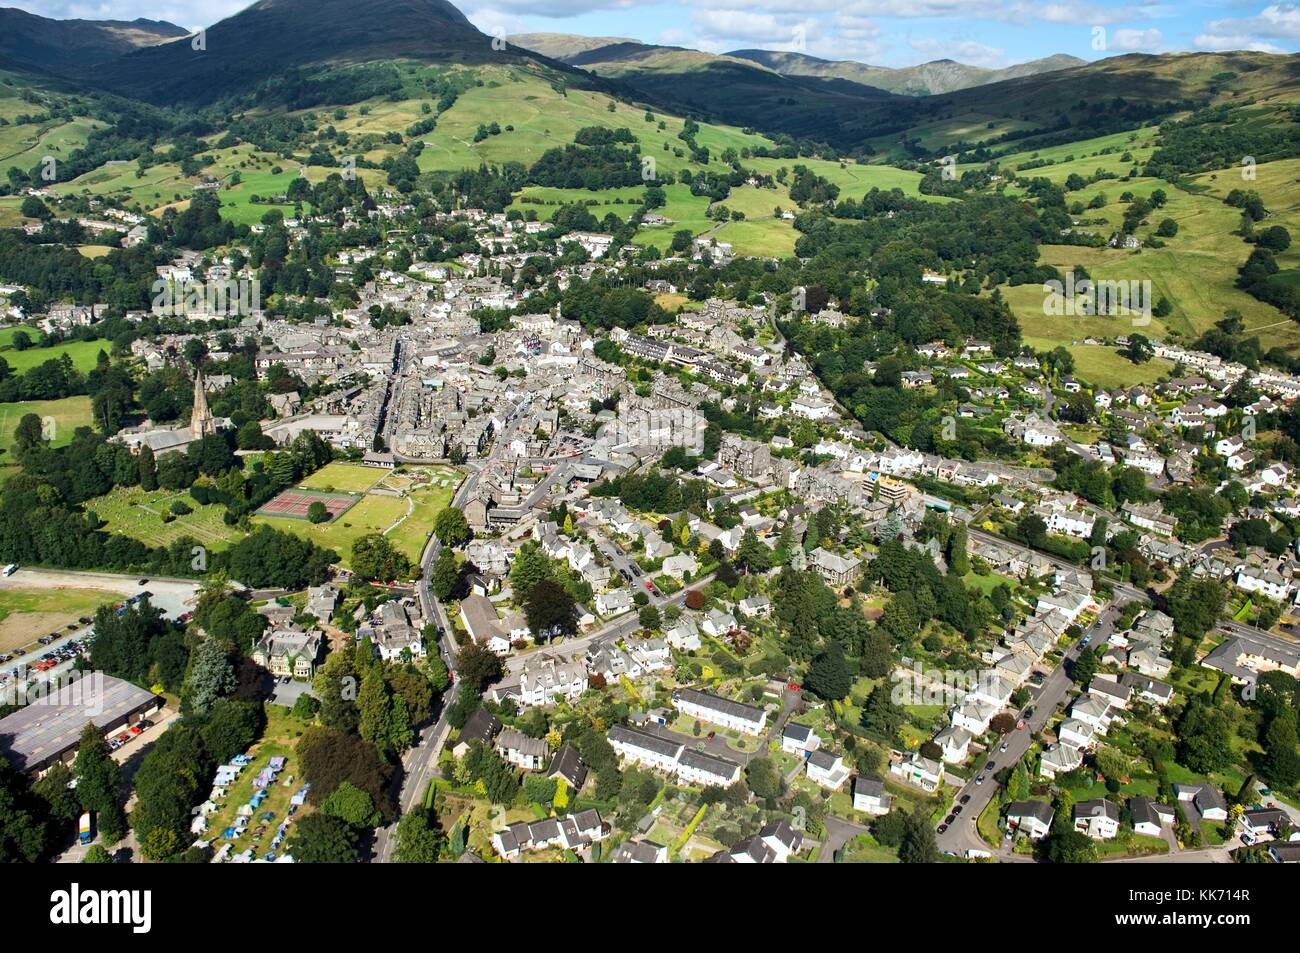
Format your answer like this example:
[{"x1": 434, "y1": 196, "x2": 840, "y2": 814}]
[
  {"x1": 1073, "y1": 799, "x2": 1121, "y2": 840},
  {"x1": 852, "y1": 776, "x2": 892, "y2": 816},
  {"x1": 671, "y1": 688, "x2": 768, "y2": 735},
  {"x1": 1006, "y1": 800, "x2": 1055, "y2": 841},
  {"x1": 805, "y1": 750, "x2": 851, "y2": 790}
]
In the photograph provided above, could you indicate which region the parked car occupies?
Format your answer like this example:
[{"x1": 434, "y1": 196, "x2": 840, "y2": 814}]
[{"x1": 975, "y1": 775, "x2": 985, "y2": 785}]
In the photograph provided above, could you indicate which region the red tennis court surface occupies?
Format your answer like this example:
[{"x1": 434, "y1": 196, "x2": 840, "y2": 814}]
[{"x1": 257, "y1": 489, "x2": 357, "y2": 521}]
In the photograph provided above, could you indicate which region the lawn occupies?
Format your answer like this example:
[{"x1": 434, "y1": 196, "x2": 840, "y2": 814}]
[
  {"x1": 0, "y1": 339, "x2": 105, "y2": 375},
  {"x1": 0, "y1": 395, "x2": 93, "y2": 481},
  {"x1": 298, "y1": 462, "x2": 386, "y2": 493},
  {"x1": 1067, "y1": 345, "x2": 1174, "y2": 390},
  {"x1": 253, "y1": 464, "x2": 460, "y2": 569},
  {"x1": 1002, "y1": 174, "x2": 1300, "y2": 355},
  {"x1": 87, "y1": 485, "x2": 243, "y2": 552}
]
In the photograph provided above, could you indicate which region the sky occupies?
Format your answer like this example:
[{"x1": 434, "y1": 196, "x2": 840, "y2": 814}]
[{"x1": 16, "y1": 0, "x2": 1300, "y2": 68}]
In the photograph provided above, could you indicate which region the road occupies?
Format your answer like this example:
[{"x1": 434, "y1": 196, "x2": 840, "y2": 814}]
[
  {"x1": 935, "y1": 601, "x2": 1113, "y2": 858},
  {"x1": 373, "y1": 397, "x2": 547, "y2": 861}
]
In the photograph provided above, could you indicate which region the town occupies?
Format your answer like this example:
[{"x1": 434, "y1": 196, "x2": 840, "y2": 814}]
[{"x1": 0, "y1": 0, "x2": 1297, "y2": 880}]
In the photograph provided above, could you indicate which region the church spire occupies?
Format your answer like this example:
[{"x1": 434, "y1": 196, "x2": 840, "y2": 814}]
[{"x1": 191, "y1": 368, "x2": 214, "y2": 439}]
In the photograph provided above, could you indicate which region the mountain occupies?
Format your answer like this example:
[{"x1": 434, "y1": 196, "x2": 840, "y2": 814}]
[
  {"x1": 91, "y1": 0, "x2": 549, "y2": 105},
  {"x1": 510, "y1": 32, "x2": 639, "y2": 61},
  {"x1": 0, "y1": 7, "x2": 188, "y2": 72},
  {"x1": 510, "y1": 36, "x2": 898, "y2": 148},
  {"x1": 727, "y1": 49, "x2": 1086, "y2": 96}
]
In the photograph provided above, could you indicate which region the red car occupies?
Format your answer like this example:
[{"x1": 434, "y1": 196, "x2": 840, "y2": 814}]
[
  {"x1": 644, "y1": 579, "x2": 655, "y2": 591},
  {"x1": 787, "y1": 683, "x2": 802, "y2": 692}
]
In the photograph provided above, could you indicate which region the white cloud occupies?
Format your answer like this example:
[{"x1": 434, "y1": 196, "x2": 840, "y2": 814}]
[
  {"x1": 1109, "y1": 26, "x2": 1163, "y2": 50},
  {"x1": 909, "y1": 36, "x2": 1006, "y2": 66}
]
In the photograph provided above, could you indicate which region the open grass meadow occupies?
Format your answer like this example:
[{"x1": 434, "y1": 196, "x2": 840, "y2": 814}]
[
  {"x1": 1001, "y1": 170, "x2": 1300, "y2": 357},
  {"x1": 0, "y1": 338, "x2": 105, "y2": 374},
  {"x1": 0, "y1": 395, "x2": 93, "y2": 481},
  {"x1": 297, "y1": 461, "x2": 387, "y2": 493}
]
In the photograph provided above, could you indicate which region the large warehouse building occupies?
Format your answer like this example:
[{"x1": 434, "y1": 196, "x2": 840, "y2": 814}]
[{"x1": 0, "y1": 673, "x2": 162, "y2": 776}]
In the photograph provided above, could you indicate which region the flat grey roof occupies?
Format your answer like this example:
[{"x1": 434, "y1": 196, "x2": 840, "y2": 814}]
[{"x1": 0, "y1": 673, "x2": 160, "y2": 772}]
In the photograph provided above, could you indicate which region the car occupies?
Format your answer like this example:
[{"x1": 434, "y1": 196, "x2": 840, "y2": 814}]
[
  {"x1": 129, "y1": 725, "x2": 143, "y2": 735},
  {"x1": 985, "y1": 761, "x2": 996, "y2": 771},
  {"x1": 706, "y1": 731, "x2": 716, "y2": 740},
  {"x1": 137, "y1": 579, "x2": 149, "y2": 586},
  {"x1": 951, "y1": 806, "x2": 962, "y2": 816},
  {"x1": 644, "y1": 579, "x2": 655, "y2": 591},
  {"x1": 975, "y1": 775, "x2": 985, "y2": 785},
  {"x1": 936, "y1": 823, "x2": 948, "y2": 834},
  {"x1": 944, "y1": 814, "x2": 955, "y2": 825},
  {"x1": 787, "y1": 683, "x2": 802, "y2": 692},
  {"x1": 999, "y1": 742, "x2": 1009, "y2": 752},
  {"x1": 1080, "y1": 635, "x2": 1092, "y2": 646},
  {"x1": 78, "y1": 617, "x2": 91, "y2": 624},
  {"x1": 959, "y1": 794, "x2": 971, "y2": 804},
  {"x1": 1016, "y1": 720, "x2": 1026, "y2": 730}
]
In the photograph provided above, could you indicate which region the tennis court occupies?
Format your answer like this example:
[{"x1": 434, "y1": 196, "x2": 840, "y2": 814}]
[{"x1": 256, "y1": 489, "x2": 357, "y2": 521}]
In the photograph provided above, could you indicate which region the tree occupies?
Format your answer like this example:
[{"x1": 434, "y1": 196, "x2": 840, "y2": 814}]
[
  {"x1": 638, "y1": 605, "x2": 661, "y2": 630},
  {"x1": 508, "y1": 543, "x2": 551, "y2": 603},
  {"x1": 523, "y1": 578, "x2": 578, "y2": 640},
  {"x1": 456, "y1": 642, "x2": 504, "y2": 694},
  {"x1": 138, "y1": 447, "x2": 158, "y2": 491},
  {"x1": 685, "y1": 589, "x2": 705, "y2": 610},
  {"x1": 744, "y1": 757, "x2": 782, "y2": 800},
  {"x1": 1178, "y1": 701, "x2": 1233, "y2": 774},
  {"x1": 429, "y1": 548, "x2": 459, "y2": 600},
  {"x1": 1070, "y1": 646, "x2": 1098, "y2": 685},
  {"x1": 73, "y1": 724, "x2": 124, "y2": 841},
  {"x1": 947, "y1": 522, "x2": 969, "y2": 576},
  {"x1": 287, "y1": 813, "x2": 358, "y2": 862},
  {"x1": 81, "y1": 844, "x2": 114, "y2": 864},
  {"x1": 321, "y1": 780, "x2": 380, "y2": 829},
  {"x1": 898, "y1": 808, "x2": 939, "y2": 863},
  {"x1": 351, "y1": 533, "x2": 411, "y2": 582},
  {"x1": 1262, "y1": 710, "x2": 1300, "y2": 788},
  {"x1": 861, "y1": 685, "x2": 906, "y2": 743},
  {"x1": 433, "y1": 507, "x2": 470, "y2": 545},
  {"x1": 184, "y1": 637, "x2": 237, "y2": 715},
  {"x1": 394, "y1": 807, "x2": 445, "y2": 862},
  {"x1": 1042, "y1": 829, "x2": 1097, "y2": 863},
  {"x1": 307, "y1": 500, "x2": 329, "y2": 523},
  {"x1": 805, "y1": 643, "x2": 852, "y2": 701}
]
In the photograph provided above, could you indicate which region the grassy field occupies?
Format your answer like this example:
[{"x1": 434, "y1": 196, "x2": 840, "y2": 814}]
[
  {"x1": 1003, "y1": 171, "x2": 1300, "y2": 356},
  {"x1": 963, "y1": 126, "x2": 1161, "y2": 182},
  {"x1": 256, "y1": 464, "x2": 458, "y2": 568},
  {"x1": 1192, "y1": 156, "x2": 1300, "y2": 293},
  {"x1": 0, "y1": 339, "x2": 105, "y2": 374},
  {"x1": 0, "y1": 395, "x2": 93, "y2": 480},
  {"x1": 1067, "y1": 344, "x2": 1174, "y2": 389},
  {"x1": 410, "y1": 64, "x2": 770, "y2": 180},
  {"x1": 87, "y1": 486, "x2": 243, "y2": 552},
  {"x1": 0, "y1": 586, "x2": 112, "y2": 654},
  {"x1": 298, "y1": 462, "x2": 386, "y2": 493}
]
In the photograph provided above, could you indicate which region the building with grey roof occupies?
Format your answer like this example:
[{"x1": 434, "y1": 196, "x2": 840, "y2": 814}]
[{"x1": 0, "y1": 672, "x2": 161, "y2": 776}]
